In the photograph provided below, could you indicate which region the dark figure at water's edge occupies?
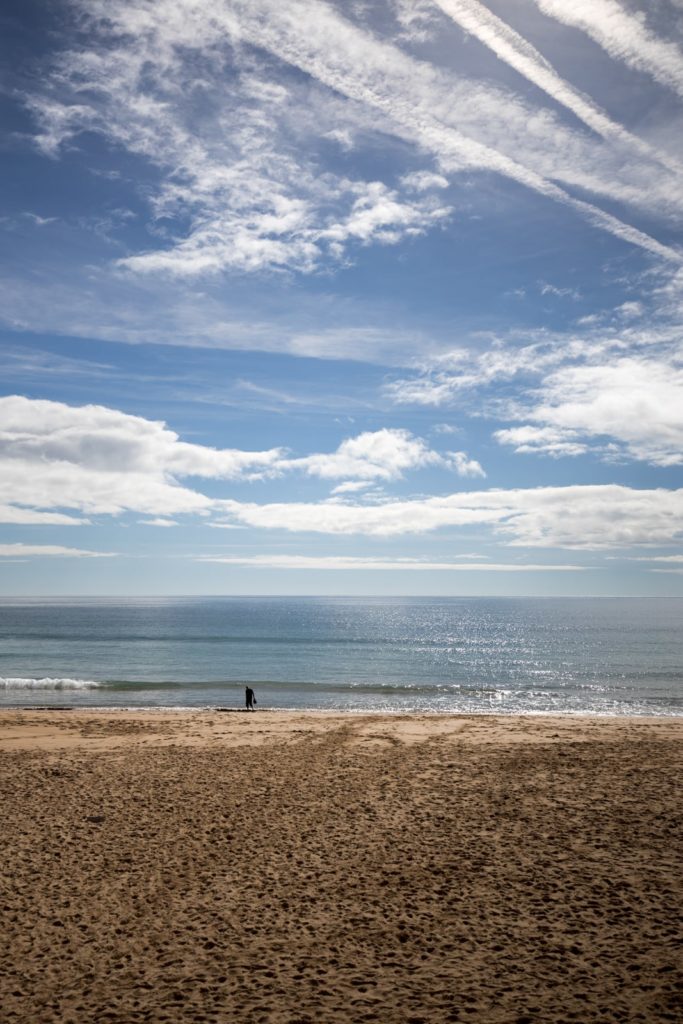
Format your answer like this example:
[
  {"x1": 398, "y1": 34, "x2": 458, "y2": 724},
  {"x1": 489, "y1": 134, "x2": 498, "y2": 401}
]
[{"x1": 245, "y1": 686, "x2": 257, "y2": 711}]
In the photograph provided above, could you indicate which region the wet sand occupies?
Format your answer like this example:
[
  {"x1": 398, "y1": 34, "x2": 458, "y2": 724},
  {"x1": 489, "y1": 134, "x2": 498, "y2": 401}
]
[{"x1": 1, "y1": 710, "x2": 681, "y2": 1023}]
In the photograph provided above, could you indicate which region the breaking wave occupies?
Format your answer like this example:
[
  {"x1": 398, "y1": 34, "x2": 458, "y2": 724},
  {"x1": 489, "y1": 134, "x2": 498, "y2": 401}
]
[{"x1": 0, "y1": 677, "x2": 103, "y2": 690}]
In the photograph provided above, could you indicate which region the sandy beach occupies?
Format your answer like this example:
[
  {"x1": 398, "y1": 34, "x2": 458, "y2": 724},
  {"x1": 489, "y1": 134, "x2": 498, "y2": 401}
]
[{"x1": 1, "y1": 711, "x2": 681, "y2": 1023}]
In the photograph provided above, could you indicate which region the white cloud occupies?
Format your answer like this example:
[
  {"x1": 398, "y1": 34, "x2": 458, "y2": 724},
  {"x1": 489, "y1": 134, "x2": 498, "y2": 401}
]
[
  {"x1": 385, "y1": 374, "x2": 463, "y2": 407},
  {"x1": 0, "y1": 273, "x2": 441, "y2": 365},
  {"x1": 400, "y1": 170, "x2": 450, "y2": 191},
  {"x1": 627, "y1": 554, "x2": 683, "y2": 563},
  {"x1": 3, "y1": 397, "x2": 679, "y2": 550},
  {"x1": 539, "y1": 281, "x2": 581, "y2": 300},
  {"x1": 533, "y1": 0, "x2": 683, "y2": 100},
  {"x1": 431, "y1": 0, "x2": 680, "y2": 171},
  {"x1": 0, "y1": 398, "x2": 478, "y2": 527},
  {"x1": 226, "y1": 0, "x2": 682, "y2": 263},
  {"x1": 23, "y1": 212, "x2": 58, "y2": 227},
  {"x1": 139, "y1": 518, "x2": 179, "y2": 527},
  {"x1": 0, "y1": 505, "x2": 88, "y2": 526},
  {"x1": 496, "y1": 357, "x2": 683, "y2": 466},
  {"x1": 324, "y1": 128, "x2": 355, "y2": 151},
  {"x1": 330, "y1": 481, "x2": 375, "y2": 495},
  {"x1": 449, "y1": 451, "x2": 486, "y2": 477},
  {"x1": 25, "y1": 3, "x2": 452, "y2": 278},
  {"x1": 386, "y1": 334, "x2": 576, "y2": 406},
  {"x1": 0, "y1": 544, "x2": 113, "y2": 558},
  {"x1": 318, "y1": 180, "x2": 452, "y2": 250},
  {"x1": 393, "y1": 0, "x2": 442, "y2": 43},
  {"x1": 281, "y1": 428, "x2": 483, "y2": 480},
  {"x1": 121, "y1": 181, "x2": 450, "y2": 276},
  {"x1": 23, "y1": 0, "x2": 683, "y2": 286},
  {"x1": 0, "y1": 395, "x2": 282, "y2": 518},
  {"x1": 615, "y1": 301, "x2": 644, "y2": 320},
  {"x1": 214, "y1": 484, "x2": 683, "y2": 548},
  {"x1": 385, "y1": 313, "x2": 683, "y2": 467},
  {"x1": 198, "y1": 554, "x2": 586, "y2": 571},
  {"x1": 494, "y1": 425, "x2": 588, "y2": 458}
]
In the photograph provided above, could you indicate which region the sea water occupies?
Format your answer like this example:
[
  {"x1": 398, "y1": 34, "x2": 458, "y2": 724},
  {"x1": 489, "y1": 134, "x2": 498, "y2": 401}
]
[{"x1": 0, "y1": 596, "x2": 681, "y2": 715}]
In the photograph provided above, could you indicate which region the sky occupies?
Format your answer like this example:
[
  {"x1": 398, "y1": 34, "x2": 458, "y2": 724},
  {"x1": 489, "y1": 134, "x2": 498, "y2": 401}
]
[{"x1": 1, "y1": 0, "x2": 683, "y2": 597}]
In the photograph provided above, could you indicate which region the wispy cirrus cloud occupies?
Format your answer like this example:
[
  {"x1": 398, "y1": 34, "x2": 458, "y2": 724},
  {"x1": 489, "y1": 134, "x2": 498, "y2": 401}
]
[
  {"x1": 224, "y1": 0, "x2": 682, "y2": 262},
  {"x1": 22, "y1": 0, "x2": 683, "y2": 288},
  {"x1": 0, "y1": 507, "x2": 89, "y2": 526},
  {"x1": 532, "y1": 0, "x2": 683, "y2": 100},
  {"x1": 26, "y1": 2, "x2": 452, "y2": 278},
  {"x1": 0, "y1": 345, "x2": 114, "y2": 381},
  {"x1": 198, "y1": 554, "x2": 586, "y2": 571},
  {"x1": 626, "y1": 554, "x2": 683, "y2": 564},
  {"x1": 0, "y1": 268, "x2": 444, "y2": 365},
  {"x1": 385, "y1": 331, "x2": 587, "y2": 406},
  {"x1": 431, "y1": 0, "x2": 682, "y2": 172},
  {"x1": 0, "y1": 544, "x2": 113, "y2": 558}
]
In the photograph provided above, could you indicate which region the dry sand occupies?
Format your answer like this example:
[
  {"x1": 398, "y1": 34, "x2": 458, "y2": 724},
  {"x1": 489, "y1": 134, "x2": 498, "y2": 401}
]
[{"x1": 1, "y1": 710, "x2": 681, "y2": 1023}]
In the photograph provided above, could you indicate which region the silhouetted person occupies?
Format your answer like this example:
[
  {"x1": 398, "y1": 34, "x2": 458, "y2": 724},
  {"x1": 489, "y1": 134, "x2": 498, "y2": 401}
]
[{"x1": 245, "y1": 686, "x2": 257, "y2": 711}]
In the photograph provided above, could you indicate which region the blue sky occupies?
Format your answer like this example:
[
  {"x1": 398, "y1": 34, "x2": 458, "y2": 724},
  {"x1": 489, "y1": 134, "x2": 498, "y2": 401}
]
[{"x1": 1, "y1": 0, "x2": 683, "y2": 596}]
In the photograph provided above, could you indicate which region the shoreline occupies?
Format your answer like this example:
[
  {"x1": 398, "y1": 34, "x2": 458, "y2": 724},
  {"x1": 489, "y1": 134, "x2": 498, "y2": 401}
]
[
  {"x1": 2, "y1": 711, "x2": 681, "y2": 1022},
  {"x1": 2, "y1": 706, "x2": 683, "y2": 744},
  {"x1": 2, "y1": 702, "x2": 683, "y2": 716},
  {"x1": 2, "y1": 708, "x2": 682, "y2": 754}
]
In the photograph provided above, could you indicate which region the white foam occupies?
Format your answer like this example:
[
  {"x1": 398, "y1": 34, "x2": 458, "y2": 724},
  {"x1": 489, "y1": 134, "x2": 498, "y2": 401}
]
[{"x1": 0, "y1": 676, "x2": 102, "y2": 690}]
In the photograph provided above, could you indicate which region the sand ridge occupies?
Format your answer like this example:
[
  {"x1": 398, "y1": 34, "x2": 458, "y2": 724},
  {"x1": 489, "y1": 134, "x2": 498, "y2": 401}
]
[{"x1": 1, "y1": 711, "x2": 681, "y2": 1023}]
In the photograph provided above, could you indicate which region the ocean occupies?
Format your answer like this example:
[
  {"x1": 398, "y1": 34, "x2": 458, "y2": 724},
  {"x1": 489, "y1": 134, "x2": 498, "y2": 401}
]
[{"x1": 0, "y1": 596, "x2": 681, "y2": 715}]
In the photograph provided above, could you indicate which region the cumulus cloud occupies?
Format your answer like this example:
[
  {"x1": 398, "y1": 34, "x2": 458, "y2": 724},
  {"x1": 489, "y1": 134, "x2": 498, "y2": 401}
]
[
  {"x1": 386, "y1": 313, "x2": 683, "y2": 467},
  {"x1": 0, "y1": 395, "x2": 283, "y2": 480},
  {"x1": 282, "y1": 428, "x2": 485, "y2": 480},
  {"x1": 120, "y1": 180, "x2": 451, "y2": 277},
  {"x1": 0, "y1": 395, "x2": 282, "y2": 519},
  {"x1": 449, "y1": 451, "x2": 486, "y2": 478},
  {"x1": 495, "y1": 358, "x2": 683, "y2": 466},
  {"x1": 3, "y1": 398, "x2": 680, "y2": 550},
  {"x1": 400, "y1": 171, "x2": 450, "y2": 191},
  {"x1": 0, "y1": 398, "x2": 478, "y2": 525}
]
